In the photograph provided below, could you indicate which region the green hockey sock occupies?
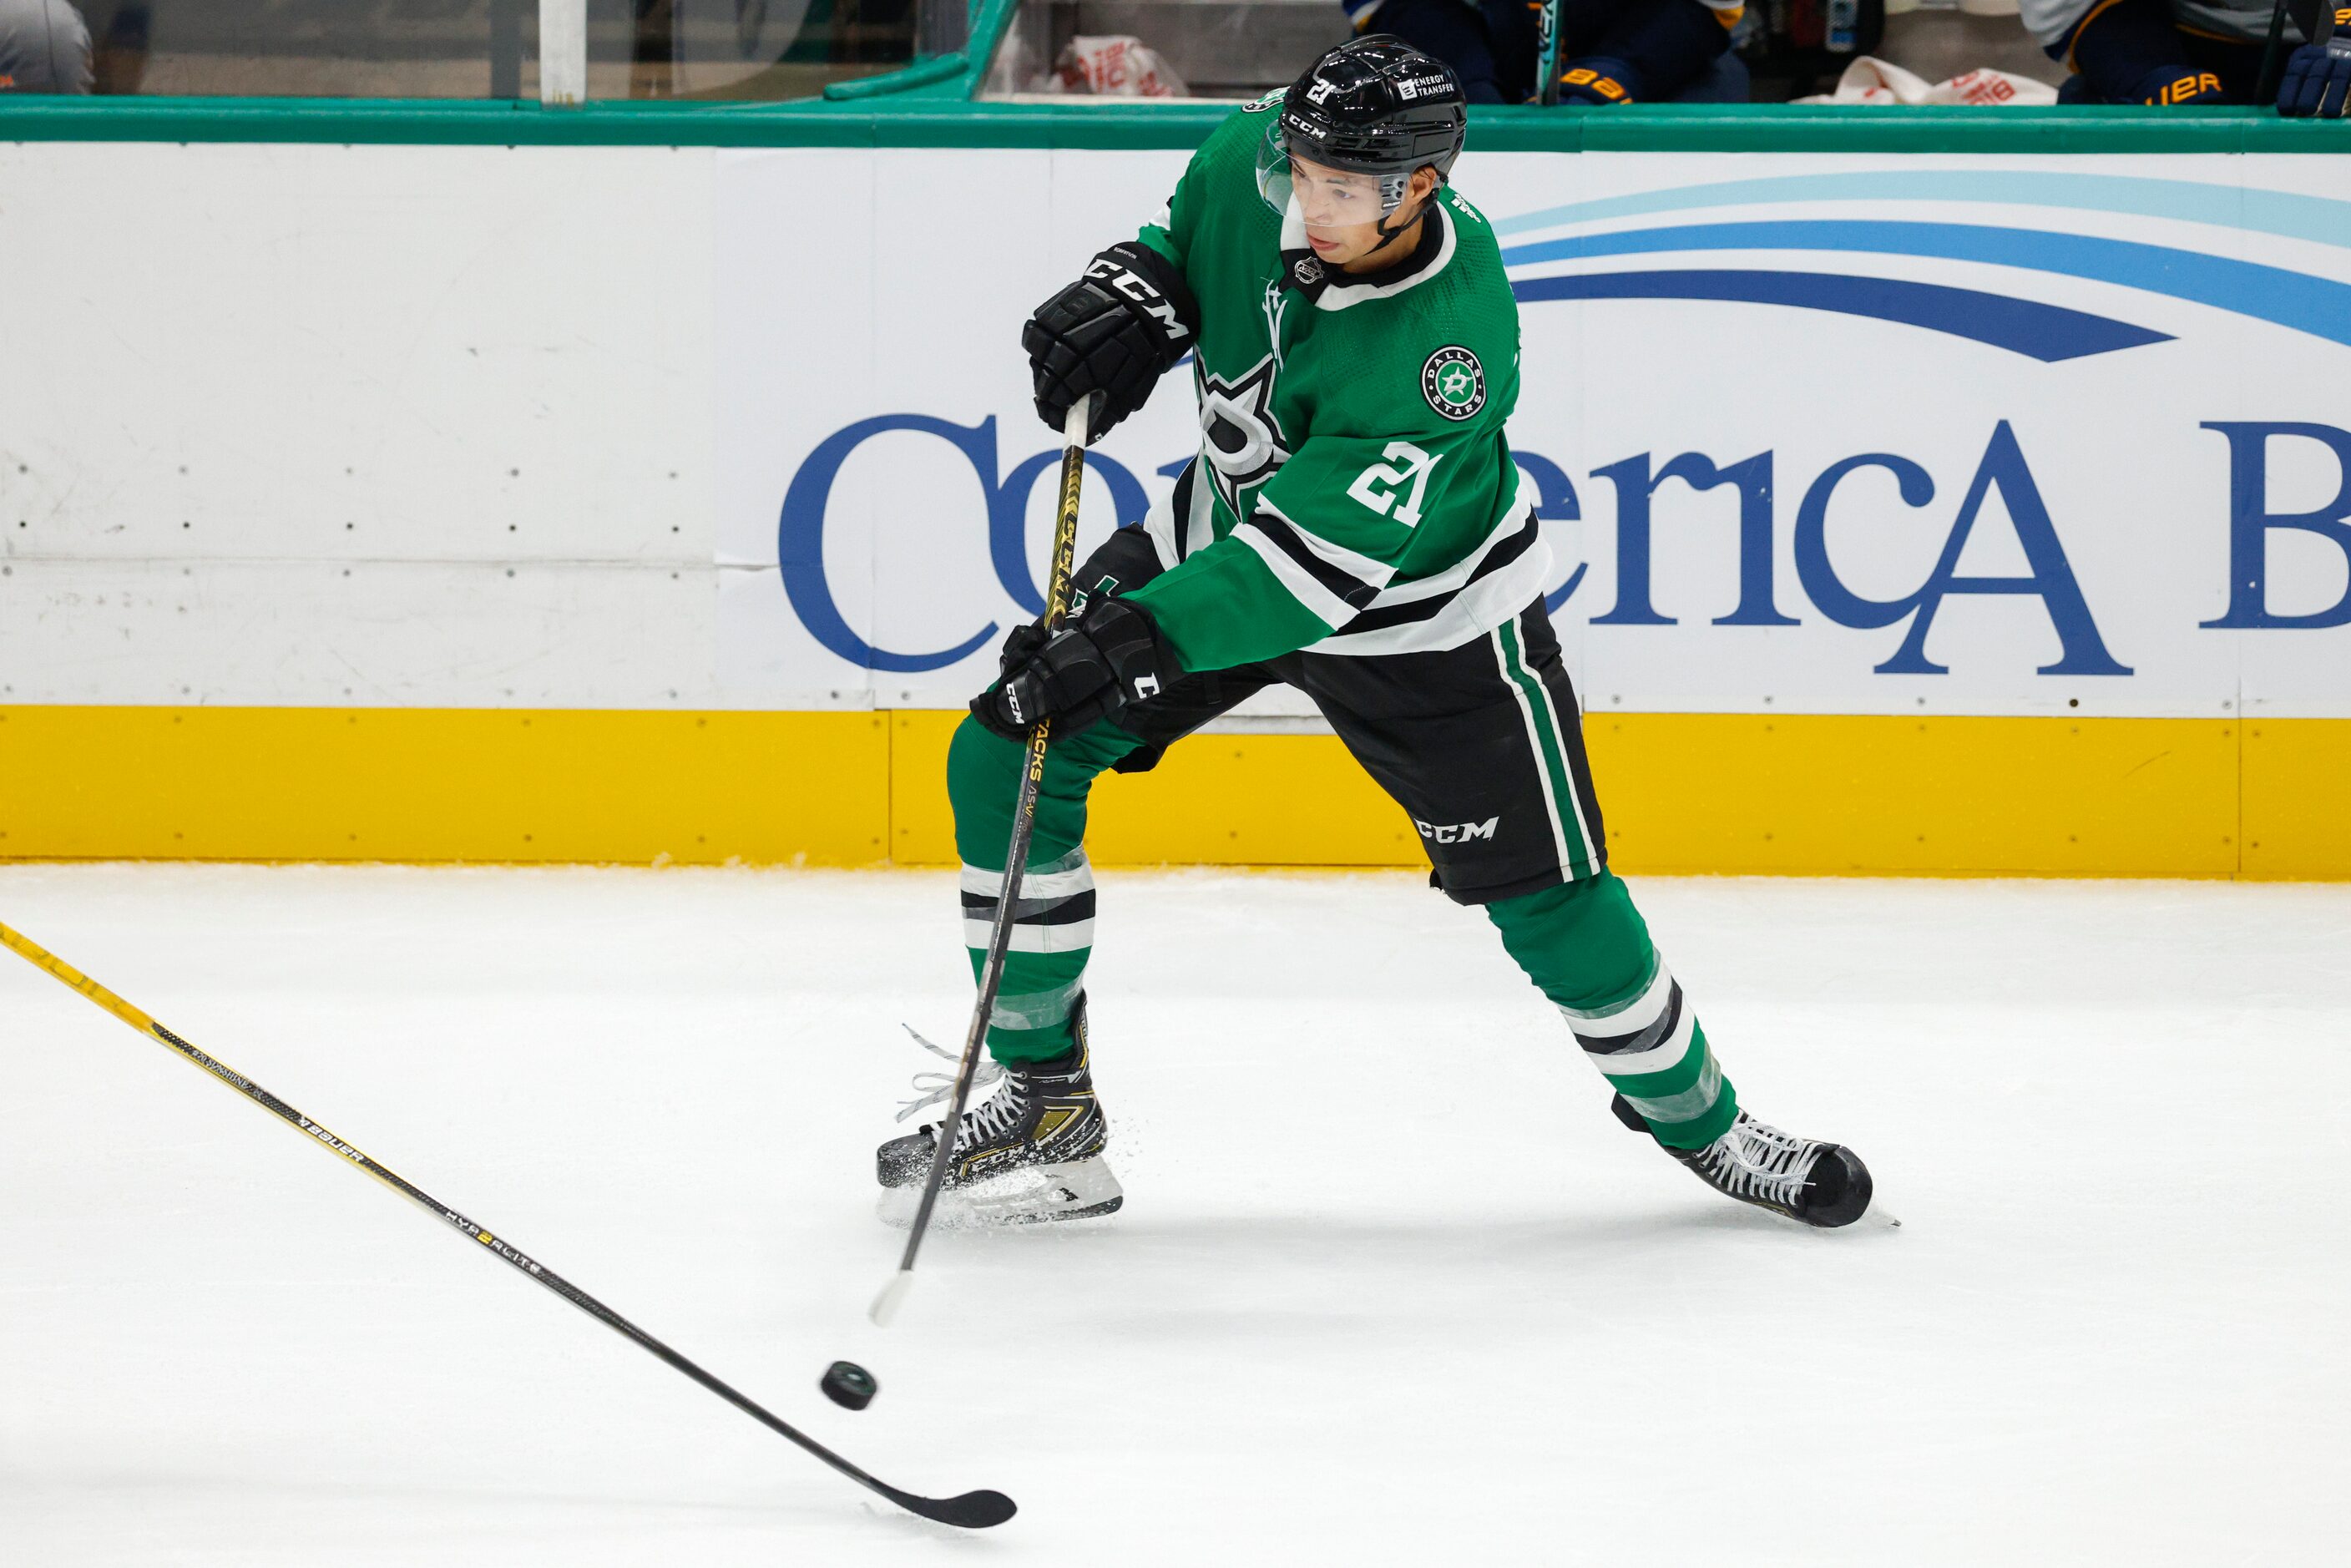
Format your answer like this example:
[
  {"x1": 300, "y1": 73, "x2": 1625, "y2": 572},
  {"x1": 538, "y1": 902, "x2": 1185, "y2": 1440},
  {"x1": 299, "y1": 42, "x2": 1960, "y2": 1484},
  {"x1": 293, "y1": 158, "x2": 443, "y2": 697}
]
[
  {"x1": 946, "y1": 713, "x2": 1142, "y2": 1064},
  {"x1": 1484, "y1": 873, "x2": 1738, "y2": 1150}
]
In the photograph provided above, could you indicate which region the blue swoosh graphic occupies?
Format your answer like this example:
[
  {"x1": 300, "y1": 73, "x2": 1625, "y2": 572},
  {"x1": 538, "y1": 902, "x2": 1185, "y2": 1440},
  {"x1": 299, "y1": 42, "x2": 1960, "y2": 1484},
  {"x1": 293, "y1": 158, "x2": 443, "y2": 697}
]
[
  {"x1": 1510, "y1": 270, "x2": 2173, "y2": 360},
  {"x1": 1500, "y1": 220, "x2": 2351, "y2": 346},
  {"x1": 1491, "y1": 170, "x2": 2351, "y2": 251}
]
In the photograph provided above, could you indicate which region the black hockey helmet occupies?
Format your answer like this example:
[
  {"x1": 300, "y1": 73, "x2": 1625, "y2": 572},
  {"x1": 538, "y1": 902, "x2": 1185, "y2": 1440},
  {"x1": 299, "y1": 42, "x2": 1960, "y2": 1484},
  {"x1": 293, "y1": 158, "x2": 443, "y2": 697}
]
[{"x1": 1256, "y1": 36, "x2": 1467, "y2": 219}]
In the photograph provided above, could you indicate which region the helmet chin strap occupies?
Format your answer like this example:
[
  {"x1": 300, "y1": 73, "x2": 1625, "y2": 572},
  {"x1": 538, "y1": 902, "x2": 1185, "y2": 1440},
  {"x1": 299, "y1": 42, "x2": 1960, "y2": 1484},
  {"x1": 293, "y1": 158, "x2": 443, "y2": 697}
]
[{"x1": 1362, "y1": 186, "x2": 1429, "y2": 260}]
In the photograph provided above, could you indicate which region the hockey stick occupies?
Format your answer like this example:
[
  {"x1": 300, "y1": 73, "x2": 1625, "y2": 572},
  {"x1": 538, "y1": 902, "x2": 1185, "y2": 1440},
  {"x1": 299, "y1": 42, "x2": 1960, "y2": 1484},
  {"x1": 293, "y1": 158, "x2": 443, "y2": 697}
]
[
  {"x1": 1536, "y1": 0, "x2": 1565, "y2": 105},
  {"x1": 2258, "y1": 0, "x2": 2293, "y2": 101},
  {"x1": 0, "y1": 920, "x2": 1016, "y2": 1531},
  {"x1": 871, "y1": 394, "x2": 1096, "y2": 1328},
  {"x1": 2261, "y1": 0, "x2": 2336, "y2": 102}
]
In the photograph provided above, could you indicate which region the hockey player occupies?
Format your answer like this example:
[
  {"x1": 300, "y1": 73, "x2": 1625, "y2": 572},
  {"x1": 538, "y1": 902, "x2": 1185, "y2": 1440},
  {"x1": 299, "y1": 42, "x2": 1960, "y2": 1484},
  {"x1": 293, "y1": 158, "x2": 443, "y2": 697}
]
[
  {"x1": 2023, "y1": 0, "x2": 2351, "y2": 113},
  {"x1": 1338, "y1": 0, "x2": 1750, "y2": 106},
  {"x1": 876, "y1": 36, "x2": 1878, "y2": 1232}
]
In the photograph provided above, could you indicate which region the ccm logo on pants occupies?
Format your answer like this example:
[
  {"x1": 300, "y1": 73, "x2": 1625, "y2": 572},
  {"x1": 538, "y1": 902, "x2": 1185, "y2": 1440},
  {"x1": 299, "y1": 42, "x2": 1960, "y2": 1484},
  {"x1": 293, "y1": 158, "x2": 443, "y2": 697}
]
[{"x1": 1417, "y1": 817, "x2": 1499, "y2": 844}]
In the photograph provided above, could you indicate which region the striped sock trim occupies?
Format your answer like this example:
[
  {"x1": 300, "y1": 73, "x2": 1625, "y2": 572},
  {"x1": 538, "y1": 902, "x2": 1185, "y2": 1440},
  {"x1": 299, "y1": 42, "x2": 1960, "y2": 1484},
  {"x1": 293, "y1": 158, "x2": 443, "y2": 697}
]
[
  {"x1": 963, "y1": 849, "x2": 1097, "y2": 953},
  {"x1": 1558, "y1": 956, "x2": 1688, "y2": 1076},
  {"x1": 1567, "y1": 959, "x2": 1736, "y2": 1141},
  {"x1": 961, "y1": 847, "x2": 1092, "y2": 900},
  {"x1": 963, "y1": 907, "x2": 1096, "y2": 953},
  {"x1": 1581, "y1": 984, "x2": 1695, "y2": 1078}
]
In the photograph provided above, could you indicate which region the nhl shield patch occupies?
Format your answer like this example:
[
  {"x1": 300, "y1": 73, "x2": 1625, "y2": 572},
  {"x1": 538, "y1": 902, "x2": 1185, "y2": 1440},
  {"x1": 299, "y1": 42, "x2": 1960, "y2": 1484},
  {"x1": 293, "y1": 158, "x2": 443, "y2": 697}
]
[{"x1": 1421, "y1": 346, "x2": 1485, "y2": 421}]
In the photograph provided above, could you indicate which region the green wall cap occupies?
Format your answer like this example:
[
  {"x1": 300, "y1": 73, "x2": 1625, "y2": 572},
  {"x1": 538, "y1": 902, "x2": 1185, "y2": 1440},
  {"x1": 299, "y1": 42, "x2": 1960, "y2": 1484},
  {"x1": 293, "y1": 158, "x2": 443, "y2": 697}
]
[{"x1": 3, "y1": 96, "x2": 2348, "y2": 153}]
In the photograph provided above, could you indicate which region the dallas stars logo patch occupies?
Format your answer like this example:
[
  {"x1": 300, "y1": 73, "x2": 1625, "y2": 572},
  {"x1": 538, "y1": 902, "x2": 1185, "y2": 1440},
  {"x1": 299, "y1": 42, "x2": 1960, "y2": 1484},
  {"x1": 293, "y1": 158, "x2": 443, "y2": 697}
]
[{"x1": 1422, "y1": 346, "x2": 1485, "y2": 422}]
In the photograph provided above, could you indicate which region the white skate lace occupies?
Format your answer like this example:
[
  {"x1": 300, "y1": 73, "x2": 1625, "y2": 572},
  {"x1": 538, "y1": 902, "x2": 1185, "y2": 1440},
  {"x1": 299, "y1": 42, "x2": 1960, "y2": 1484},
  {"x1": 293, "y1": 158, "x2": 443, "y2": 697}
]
[
  {"x1": 894, "y1": 1026, "x2": 1014, "y2": 1147},
  {"x1": 1700, "y1": 1114, "x2": 1824, "y2": 1206}
]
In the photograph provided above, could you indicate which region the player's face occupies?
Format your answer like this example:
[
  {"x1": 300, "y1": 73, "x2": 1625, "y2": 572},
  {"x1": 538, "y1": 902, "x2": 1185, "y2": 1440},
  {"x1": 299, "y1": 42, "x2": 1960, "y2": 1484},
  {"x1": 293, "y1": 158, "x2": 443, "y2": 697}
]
[{"x1": 1291, "y1": 157, "x2": 1433, "y2": 270}]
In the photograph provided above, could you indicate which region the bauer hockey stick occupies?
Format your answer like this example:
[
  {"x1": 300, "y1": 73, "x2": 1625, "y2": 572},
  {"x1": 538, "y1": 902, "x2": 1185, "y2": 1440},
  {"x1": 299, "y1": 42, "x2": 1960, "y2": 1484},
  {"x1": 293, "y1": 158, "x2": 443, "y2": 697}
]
[
  {"x1": 0, "y1": 921, "x2": 1016, "y2": 1530},
  {"x1": 871, "y1": 394, "x2": 1097, "y2": 1328}
]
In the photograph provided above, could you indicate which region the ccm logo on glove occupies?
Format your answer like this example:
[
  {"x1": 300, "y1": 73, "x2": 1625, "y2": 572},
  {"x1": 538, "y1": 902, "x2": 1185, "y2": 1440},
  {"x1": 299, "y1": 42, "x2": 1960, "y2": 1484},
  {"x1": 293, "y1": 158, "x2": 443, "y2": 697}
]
[
  {"x1": 1022, "y1": 242, "x2": 1203, "y2": 442},
  {"x1": 1084, "y1": 256, "x2": 1189, "y2": 343},
  {"x1": 973, "y1": 598, "x2": 1171, "y2": 741}
]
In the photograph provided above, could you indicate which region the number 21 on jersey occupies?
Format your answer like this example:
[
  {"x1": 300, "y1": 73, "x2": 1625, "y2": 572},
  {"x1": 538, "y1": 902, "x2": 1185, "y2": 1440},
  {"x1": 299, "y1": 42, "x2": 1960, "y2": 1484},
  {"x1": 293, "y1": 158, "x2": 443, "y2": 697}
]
[{"x1": 1347, "y1": 441, "x2": 1439, "y2": 528}]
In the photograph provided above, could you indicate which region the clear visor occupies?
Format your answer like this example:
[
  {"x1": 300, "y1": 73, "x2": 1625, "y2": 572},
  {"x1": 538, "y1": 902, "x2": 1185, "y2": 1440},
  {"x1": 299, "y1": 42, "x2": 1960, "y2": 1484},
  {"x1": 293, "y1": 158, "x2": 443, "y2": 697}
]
[{"x1": 1255, "y1": 124, "x2": 1401, "y2": 228}]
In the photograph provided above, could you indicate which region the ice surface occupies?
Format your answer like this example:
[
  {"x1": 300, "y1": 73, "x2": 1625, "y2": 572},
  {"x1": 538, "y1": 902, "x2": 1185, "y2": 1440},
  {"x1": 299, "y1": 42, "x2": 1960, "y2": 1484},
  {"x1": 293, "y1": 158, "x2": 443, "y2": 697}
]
[{"x1": 3, "y1": 863, "x2": 2347, "y2": 1565}]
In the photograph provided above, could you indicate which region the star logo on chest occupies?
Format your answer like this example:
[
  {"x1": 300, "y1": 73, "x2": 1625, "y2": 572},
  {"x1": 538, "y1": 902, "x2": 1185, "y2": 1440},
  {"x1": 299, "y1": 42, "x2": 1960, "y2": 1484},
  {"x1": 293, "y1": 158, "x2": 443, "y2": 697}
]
[{"x1": 1195, "y1": 354, "x2": 1291, "y2": 518}]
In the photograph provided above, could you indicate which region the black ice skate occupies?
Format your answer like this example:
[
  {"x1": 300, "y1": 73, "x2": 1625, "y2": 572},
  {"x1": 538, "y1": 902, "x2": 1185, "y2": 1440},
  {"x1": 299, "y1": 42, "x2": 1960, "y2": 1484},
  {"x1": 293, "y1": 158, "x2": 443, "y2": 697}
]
[
  {"x1": 1612, "y1": 1094, "x2": 1880, "y2": 1229},
  {"x1": 876, "y1": 1000, "x2": 1122, "y2": 1227}
]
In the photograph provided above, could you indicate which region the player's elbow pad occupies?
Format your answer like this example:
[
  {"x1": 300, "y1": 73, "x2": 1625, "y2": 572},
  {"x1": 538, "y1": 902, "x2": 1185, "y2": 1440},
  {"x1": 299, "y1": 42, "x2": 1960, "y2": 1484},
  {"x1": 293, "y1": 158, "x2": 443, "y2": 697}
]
[{"x1": 1022, "y1": 242, "x2": 1201, "y2": 440}]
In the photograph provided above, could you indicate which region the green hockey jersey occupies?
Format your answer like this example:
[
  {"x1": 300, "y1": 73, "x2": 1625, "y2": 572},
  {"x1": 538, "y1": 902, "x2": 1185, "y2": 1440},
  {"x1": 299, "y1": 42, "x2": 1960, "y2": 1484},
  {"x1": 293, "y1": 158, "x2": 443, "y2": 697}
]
[{"x1": 1121, "y1": 96, "x2": 1547, "y2": 675}]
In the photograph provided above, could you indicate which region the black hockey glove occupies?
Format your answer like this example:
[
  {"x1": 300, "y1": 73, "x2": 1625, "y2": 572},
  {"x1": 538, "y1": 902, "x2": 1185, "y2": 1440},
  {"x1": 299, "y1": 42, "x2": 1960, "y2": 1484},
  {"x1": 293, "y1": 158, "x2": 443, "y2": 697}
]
[
  {"x1": 1022, "y1": 242, "x2": 1199, "y2": 442},
  {"x1": 972, "y1": 597, "x2": 1170, "y2": 741},
  {"x1": 1067, "y1": 523, "x2": 1170, "y2": 615}
]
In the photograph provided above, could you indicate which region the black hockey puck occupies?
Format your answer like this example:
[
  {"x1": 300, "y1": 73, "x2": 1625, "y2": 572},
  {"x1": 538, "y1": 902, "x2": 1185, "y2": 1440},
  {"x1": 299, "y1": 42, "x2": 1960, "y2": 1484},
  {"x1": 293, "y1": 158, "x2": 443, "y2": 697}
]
[{"x1": 820, "y1": 1360, "x2": 877, "y2": 1411}]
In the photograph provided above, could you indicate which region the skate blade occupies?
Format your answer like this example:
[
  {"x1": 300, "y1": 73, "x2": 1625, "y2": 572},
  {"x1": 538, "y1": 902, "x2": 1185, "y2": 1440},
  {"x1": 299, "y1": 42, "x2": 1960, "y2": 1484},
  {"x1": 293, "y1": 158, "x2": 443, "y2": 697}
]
[{"x1": 876, "y1": 1156, "x2": 1124, "y2": 1229}]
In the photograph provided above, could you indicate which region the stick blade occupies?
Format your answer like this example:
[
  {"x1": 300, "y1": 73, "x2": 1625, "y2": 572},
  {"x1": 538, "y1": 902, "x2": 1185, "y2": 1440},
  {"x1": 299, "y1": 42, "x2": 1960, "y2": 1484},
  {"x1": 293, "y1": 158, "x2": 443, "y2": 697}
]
[
  {"x1": 869, "y1": 1270, "x2": 913, "y2": 1327},
  {"x1": 892, "y1": 1487, "x2": 1018, "y2": 1530}
]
